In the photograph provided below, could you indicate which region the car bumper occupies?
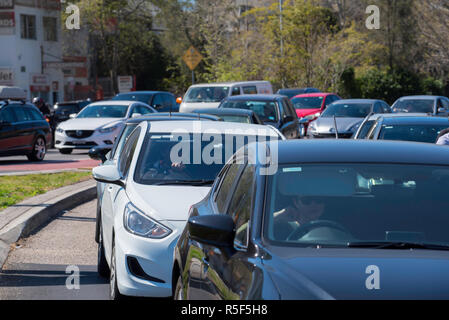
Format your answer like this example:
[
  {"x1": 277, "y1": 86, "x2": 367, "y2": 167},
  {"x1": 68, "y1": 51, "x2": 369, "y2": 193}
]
[
  {"x1": 54, "y1": 130, "x2": 119, "y2": 150},
  {"x1": 115, "y1": 220, "x2": 186, "y2": 297}
]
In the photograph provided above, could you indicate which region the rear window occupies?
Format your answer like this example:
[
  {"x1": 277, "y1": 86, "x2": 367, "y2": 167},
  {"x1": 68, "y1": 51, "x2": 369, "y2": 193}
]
[
  {"x1": 221, "y1": 100, "x2": 278, "y2": 122},
  {"x1": 185, "y1": 87, "x2": 230, "y2": 103}
]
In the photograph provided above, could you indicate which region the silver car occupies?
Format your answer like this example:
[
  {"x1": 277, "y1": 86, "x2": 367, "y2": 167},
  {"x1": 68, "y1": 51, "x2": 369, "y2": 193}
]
[{"x1": 307, "y1": 99, "x2": 390, "y2": 139}]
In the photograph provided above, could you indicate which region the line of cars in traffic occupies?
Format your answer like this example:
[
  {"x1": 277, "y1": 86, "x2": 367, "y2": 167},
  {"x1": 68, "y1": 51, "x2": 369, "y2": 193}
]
[{"x1": 2, "y1": 82, "x2": 449, "y2": 300}]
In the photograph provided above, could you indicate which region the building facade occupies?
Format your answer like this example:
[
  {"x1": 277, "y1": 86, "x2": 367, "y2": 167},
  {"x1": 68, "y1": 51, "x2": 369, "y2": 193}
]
[{"x1": 0, "y1": 0, "x2": 64, "y2": 105}]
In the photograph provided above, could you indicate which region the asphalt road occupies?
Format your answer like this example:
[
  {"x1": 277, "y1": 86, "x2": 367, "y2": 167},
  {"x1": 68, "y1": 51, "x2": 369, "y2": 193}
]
[{"x1": 0, "y1": 200, "x2": 109, "y2": 300}]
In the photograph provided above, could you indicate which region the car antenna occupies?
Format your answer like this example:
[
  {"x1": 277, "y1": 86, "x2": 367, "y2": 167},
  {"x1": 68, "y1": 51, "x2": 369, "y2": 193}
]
[{"x1": 333, "y1": 115, "x2": 339, "y2": 139}]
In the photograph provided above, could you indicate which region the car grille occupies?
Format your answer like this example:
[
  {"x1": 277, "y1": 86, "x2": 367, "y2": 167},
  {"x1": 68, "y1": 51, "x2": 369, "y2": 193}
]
[
  {"x1": 64, "y1": 141, "x2": 97, "y2": 147},
  {"x1": 65, "y1": 130, "x2": 94, "y2": 139}
]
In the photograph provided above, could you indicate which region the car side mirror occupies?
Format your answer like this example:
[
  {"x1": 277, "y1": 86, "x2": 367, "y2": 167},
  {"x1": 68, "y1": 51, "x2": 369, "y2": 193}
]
[
  {"x1": 69, "y1": 113, "x2": 77, "y2": 119},
  {"x1": 89, "y1": 146, "x2": 112, "y2": 163},
  {"x1": 92, "y1": 165, "x2": 124, "y2": 187},
  {"x1": 438, "y1": 107, "x2": 446, "y2": 114},
  {"x1": 176, "y1": 97, "x2": 182, "y2": 104},
  {"x1": 131, "y1": 113, "x2": 142, "y2": 118},
  {"x1": 188, "y1": 215, "x2": 235, "y2": 247}
]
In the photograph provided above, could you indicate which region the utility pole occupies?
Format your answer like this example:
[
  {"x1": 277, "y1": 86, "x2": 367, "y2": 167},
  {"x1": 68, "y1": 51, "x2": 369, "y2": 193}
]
[{"x1": 279, "y1": 0, "x2": 285, "y2": 88}]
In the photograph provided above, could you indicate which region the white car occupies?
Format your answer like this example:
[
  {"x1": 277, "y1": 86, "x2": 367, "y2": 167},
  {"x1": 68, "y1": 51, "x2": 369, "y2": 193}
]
[
  {"x1": 92, "y1": 120, "x2": 283, "y2": 299},
  {"x1": 178, "y1": 81, "x2": 273, "y2": 113},
  {"x1": 55, "y1": 100, "x2": 156, "y2": 154}
]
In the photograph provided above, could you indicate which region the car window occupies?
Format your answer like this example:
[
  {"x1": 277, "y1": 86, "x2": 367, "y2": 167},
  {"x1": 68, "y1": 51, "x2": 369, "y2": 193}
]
[
  {"x1": 162, "y1": 94, "x2": 174, "y2": 109},
  {"x1": 242, "y1": 86, "x2": 257, "y2": 94},
  {"x1": 153, "y1": 94, "x2": 163, "y2": 108},
  {"x1": 215, "y1": 164, "x2": 243, "y2": 213},
  {"x1": 382, "y1": 103, "x2": 391, "y2": 113},
  {"x1": 111, "y1": 124, "x2": 138, "y2": 160},
  {"x1": 27, "y1": 107, "x2": 45, "y2": 121},
  {"x1": 441, "y1": 99, "x2": 449, "y2": 110},
  {"x1": 221, "y1": 100, "x2": 279, "y2": 122},
  {"x1": 12, "y1": 107, "x2": 33, "y2": 122},
  {"x1": 373, "y1": 103, "x2": 382, "y2": 114},
  {"x1": 278, "y1": 100, "x2": 286, "y2": 120},
  {"x1": 227, "y1": 164, "x2": 255, "y2": 249},
  {"x1": 282, "y1": 99, "x2": 295, "y2": 118},
  {"x1": 356, "y1": 120, "x2": 375, "y2": 139},
  {"x1": 231, "y1": 86, "x2": 241, "y2": 96},
  {"x1": 0, "y1": 107, "x2": 17, "y2": 123},
  {"x1": 367, "y1": 121, "x2": 380, "y2": 140},
  {"x1": 118, "y1": 127, "x2": 141, "y2": 178}
]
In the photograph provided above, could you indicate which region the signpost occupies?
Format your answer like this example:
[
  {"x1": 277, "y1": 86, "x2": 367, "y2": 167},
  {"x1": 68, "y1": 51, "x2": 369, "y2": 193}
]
[{"x1": 182, "y1": 46, "x2": 203, "y2": 84}]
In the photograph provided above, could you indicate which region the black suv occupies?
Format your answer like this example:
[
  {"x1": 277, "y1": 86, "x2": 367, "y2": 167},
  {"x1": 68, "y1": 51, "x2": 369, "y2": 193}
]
[{"x1": 0, "y1": 100, "x2": 52, "y2": 161}]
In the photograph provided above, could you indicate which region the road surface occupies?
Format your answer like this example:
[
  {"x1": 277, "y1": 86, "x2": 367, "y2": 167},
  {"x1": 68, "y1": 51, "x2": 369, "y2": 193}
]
[{"x1": 0, "y1": 200, "x2": 109, "y2": 300}]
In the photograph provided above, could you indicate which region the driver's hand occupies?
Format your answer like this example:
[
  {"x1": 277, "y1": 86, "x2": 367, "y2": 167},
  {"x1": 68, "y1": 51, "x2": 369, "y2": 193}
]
[{"x1": 172, "y1": 162, "x2": 185, "y2": 170}]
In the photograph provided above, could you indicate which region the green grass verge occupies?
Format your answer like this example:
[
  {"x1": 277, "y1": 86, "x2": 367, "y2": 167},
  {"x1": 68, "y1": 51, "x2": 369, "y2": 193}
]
[{"x1": 0, "y1": 171, "x2": 92, "y2": 210}]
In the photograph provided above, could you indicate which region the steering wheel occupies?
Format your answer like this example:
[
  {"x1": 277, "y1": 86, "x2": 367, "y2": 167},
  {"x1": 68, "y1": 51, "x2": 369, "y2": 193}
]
[{"x1": 286, "y1": 220, "x2": 351, "y2": 241}]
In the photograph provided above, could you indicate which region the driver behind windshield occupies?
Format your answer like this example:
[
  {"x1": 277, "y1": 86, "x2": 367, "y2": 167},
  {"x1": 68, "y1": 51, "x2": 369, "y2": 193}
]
[{"x1": 273, "y1": 196, "x2": 326, "y2": 240}]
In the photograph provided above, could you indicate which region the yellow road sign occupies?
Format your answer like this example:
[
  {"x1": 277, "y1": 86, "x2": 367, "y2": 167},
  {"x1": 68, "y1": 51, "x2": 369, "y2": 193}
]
[{"x1": 182, "y1": 46, "x2": 203, "y2": 71}]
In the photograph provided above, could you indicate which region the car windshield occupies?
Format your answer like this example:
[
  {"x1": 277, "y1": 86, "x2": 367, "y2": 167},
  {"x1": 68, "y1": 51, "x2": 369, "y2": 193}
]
[
  {"x1": 392, "y1": 99, "x2": 435, "y2": 114},
  {"x1": 76, "y1": 105, "x2": 128, "y2": 118},
  {"x1": 184, "y1": 87, "x2": 230, "y2": 103},
  {"x1": 379, "y1": 124, "x2": 448, "y2": 143},
  {"x1": 291, "y1": 97, "x2": 324, "y2": 110},
  {"x1": 135, "y1": 132, "x2": 277, "y2": 185},
  {"x1": 264, "y1": 164, "x2": 449, "y2": 248},
  {"x1": 54, "y1": 104, "x2": 79, "y2": 115},
  {"x1": 112, "y1": 94, "x2": 152, "y2": 104},
  {"x1": 221, "y1": 100, "x2": 278, "y2": 122},
  {"x1": 321, "y1": 103, "x2": 372, "y2": 118}
]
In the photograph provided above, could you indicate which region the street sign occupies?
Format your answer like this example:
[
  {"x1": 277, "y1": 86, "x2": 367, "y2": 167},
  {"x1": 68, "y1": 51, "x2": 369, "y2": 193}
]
[
  {"x1": 118, "y1": 75, "x2": 134, "y2": 93},
  {"x1": 182, "y1": 46, "x2": 203, "y2": 71}
]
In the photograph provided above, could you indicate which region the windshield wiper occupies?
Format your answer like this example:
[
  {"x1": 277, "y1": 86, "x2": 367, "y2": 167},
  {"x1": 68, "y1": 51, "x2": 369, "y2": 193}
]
[
  {"x1": 347, "y1": 241, "x2": 449, "y2": 251},
  {"x1": 153, "y1": 180, "x2": 214, "y2": 186}
]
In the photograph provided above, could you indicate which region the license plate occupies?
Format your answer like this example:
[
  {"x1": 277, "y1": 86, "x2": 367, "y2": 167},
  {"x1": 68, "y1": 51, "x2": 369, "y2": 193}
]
[{"x1": 73, "y1": 141, "x2": 87, "y2": 145}]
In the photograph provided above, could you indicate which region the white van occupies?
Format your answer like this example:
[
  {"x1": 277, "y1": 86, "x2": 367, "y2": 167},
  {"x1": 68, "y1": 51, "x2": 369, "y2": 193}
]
[{"x1": 178, "y1": 81, "x2": 273, "y2": 113}]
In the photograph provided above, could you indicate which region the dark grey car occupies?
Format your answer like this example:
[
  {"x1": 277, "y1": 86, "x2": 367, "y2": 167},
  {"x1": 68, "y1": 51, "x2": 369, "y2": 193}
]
[{"x1": 308, "y1": 99, "x2": 391, "y2": 139}]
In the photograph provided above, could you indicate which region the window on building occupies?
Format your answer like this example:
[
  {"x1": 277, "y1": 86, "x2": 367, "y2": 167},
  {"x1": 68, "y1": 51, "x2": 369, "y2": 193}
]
[
  {"x1": 20, "y1": 15, "x2": 36, "y2": 40},
  {"x1": 43, "y1": 17, "x2": 57, "y2": 41}
]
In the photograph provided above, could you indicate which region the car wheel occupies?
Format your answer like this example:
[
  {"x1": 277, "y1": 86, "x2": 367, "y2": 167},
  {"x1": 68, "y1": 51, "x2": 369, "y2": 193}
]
[
  {"x1": 97, "y1": 224, "x2": 110, "y2": 278},
  {"x1": 59, "y1": 149, "x2": 73, "y2": 154},
  {"x1": 27, "y1": 136, "x2": 46, "y2": 161},
  {"x1": 174, "y1": 274, "x2": 184, "y2": 300},
  {"x1": 109, "y1": 241, "x2": 124, "y2": 300}
]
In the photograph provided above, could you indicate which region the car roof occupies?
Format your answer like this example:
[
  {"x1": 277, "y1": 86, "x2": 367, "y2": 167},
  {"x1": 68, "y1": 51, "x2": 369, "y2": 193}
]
[
  {"x1": 224, "y1": 94, "x2": 285, "y2": 101},
  {"x1": 335, "y1": 99, "x2": 381, "y2": 104},
  {"x1": 124, "y1": 112, "x2": 221, "y2": 124},
  {"x1": 146, "y1": 120, "x2": 280, "y2": 136},
  {"x1": 188, "y1": 81, "x2": 270, "y2": 88},
  {"x1": 193, "y1": 108, "x2": 255, "y2": 116},
  {"x1": 367, "y1": 113, "x2": 429, "y2": 120},
  {"x1": 251, "y1": 140, "x2": 449, "y2": 166},
  {"x1": 115, "y1": 91, "x2": 169, "y2": 96},
  {"x1": 87, "y1": 100, "x2": 139, "y2": 107},
  {"x1": 371, "y1": 115, "x2": 449, "y2": 125},
  {"x1": 292, "y1": 93, "x2": 335, "y2": 98},
  {"x1": 397, "y1": 95, "x2": 441, "y2": 100}
]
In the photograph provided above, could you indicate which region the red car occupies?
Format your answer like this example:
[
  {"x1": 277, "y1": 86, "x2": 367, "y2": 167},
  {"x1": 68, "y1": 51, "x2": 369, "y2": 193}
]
[{"x1": 291, "y1": 93, "x2": 341, "y2": 133}]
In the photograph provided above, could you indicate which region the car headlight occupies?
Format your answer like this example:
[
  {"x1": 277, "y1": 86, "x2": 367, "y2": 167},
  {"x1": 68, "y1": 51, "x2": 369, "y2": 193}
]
[
  {"x1": 124, "y1": 203, "x2": 172, "y2": 239},
  {"x1": 56, "y1": 127, "x2": 64, "y2": 133},
  {"x1": 99, "y1": 125, "x2": 118, "y2": 134}
]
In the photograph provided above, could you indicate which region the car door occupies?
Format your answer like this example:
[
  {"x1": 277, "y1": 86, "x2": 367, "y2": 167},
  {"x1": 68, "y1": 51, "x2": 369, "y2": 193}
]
[
  {"x1": 279, "y1": 98, "x2": 299, "y2": 139},
  {"x1": 0, "y1": 106, "x2": 18, "y2": 154},
  {"x1": 10, "y1": 105, "x2": 36, "y2": 151},
  {"x1": 187, "y1": 162, "x2": 243, "y2": 299},
  {"x1": 101, "y1": 127, "x2": 141, "y2": 260},
  {"x1": 201, "y1": 163, "x2": 257, "y2": 300}
]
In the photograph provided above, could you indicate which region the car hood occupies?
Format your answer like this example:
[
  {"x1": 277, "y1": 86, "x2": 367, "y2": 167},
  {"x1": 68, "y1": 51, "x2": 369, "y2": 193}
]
[
  {"x1": 312, "y1": 117, "x2": 363, "y2": 133},
  {"x1": 128, "y1": 183, "x2": 211, "y2": 221},
  {"x1": 180, "y1": 102, "x2": 221, "y2": 113},
  {"x1": 296, "y1": 108, "x2": 321, "y2": 118},
  {"x1": 58, "y1": 118, "x2": 124, "y2": 130},
  {"x1": 263, "y1": 247, "x2": 449, "y2": 300}
]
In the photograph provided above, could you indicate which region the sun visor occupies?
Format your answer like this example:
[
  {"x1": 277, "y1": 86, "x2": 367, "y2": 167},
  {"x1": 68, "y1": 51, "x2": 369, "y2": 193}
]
[{"x1": 278, "y1": 167, "x2": 356, "y2": 196}]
